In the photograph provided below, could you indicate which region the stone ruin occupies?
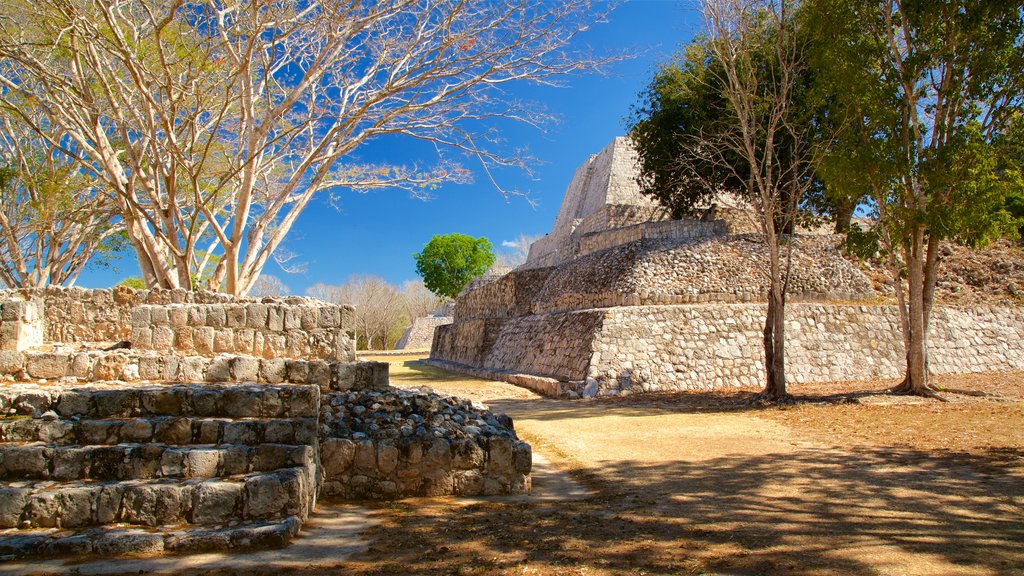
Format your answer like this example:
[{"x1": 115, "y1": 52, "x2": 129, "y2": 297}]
[
  {"x1": 428, "y1": 138, "x2": 1024, "y2": 397},
  {"x1": 0, "y1": 286, "x2": 531, "y2": 560}
]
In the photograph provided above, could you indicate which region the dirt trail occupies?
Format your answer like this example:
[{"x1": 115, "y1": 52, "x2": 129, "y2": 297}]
[{"x1": 368, "y1": 357, "x2": 1024, "y2": 576}]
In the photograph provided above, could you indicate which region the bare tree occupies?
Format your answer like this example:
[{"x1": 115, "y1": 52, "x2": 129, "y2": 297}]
[
  {"x1": 0, "y1": 0, "x2": 613, "y2": 294},
  {"x1": 307, "y1": 275, "x2": 405, "y2": 350},
  {"x1": 697, "y1": 0, "x2": 818, "y2": 402},
  {"x1": 247, "y1": 273, "x2": 290, "y2": 297},
  {"x1": 400, "y1": 279, "x2": 444, "y2": 319},
  {"x1": 0, "y1": 106, "x2": 122, "y2": 288},
  {"x1": 497, "y1": 233, "x2": 542, "y2": 268}
]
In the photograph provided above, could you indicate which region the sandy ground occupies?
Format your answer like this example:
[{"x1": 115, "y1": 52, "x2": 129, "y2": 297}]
[{"x1": 350, "y1": 356, "x2": 1024, "y2": 576}]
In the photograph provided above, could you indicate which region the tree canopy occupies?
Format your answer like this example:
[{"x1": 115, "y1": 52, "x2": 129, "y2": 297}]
[
  {"x1": 0, "y1": 0, "x2": 612, "y2": 294},
  {"x1": 807, "y1": 0, "x2": 1024, "y2": 395},
  {"x1": 414, "y1": 234, "x2": 495, "y2": 299}
]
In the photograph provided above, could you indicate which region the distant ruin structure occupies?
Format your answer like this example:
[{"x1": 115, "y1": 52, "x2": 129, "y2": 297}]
[{"x1": 428, "y1": 138, "x2": 1024, "y2": 397}]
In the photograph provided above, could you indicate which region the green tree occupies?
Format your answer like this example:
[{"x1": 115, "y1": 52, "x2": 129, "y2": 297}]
[
  {"x1": 414, "y1": 234, "x2": 495, "y2": 299},
  {"x1": 809, "y1": 0, "x2": 1024, "y2": 396}
]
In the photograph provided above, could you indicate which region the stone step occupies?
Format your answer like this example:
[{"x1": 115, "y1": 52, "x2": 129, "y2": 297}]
[
  {"x1": 0, "y1": 443, "x2": 313, "y2": 481},
  {"x1": 0, "y1": 415, "x2": 317, "y2": 447},
  {"x1": 0, "y1": 381, "x2": 319, "y2": 420},
  {"x1": 0, "y1": 466, "x2": 313, "y2": 530},
  {"x1": 0, "y1": 515, "x2": 301, "y2": 559}
]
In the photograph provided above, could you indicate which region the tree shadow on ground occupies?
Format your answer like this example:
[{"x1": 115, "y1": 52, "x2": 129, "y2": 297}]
[{"x1": 336, "y1": 445, "x2": 1023, "y2": 576}]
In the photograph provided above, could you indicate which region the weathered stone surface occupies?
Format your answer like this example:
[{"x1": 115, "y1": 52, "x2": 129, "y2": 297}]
[{"x1": 192, "y1": 481, "x2": 241, "y2": 524}]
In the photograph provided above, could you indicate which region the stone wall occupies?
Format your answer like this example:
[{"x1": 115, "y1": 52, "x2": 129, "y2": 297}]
[
  {"x1": 395, "y1": 315, "x2": 453, "y2": 350},
  {"x1": 433, "y1": 303, "x2": 1024, "y2": 397},
  {"x1": 453, "y1": 235, "x2": 876, "y2": 323},
  {"x1": 0, "y1": 299, "x2": 44, "y2": 351},
  {"x1": 0, "y1": 349, "x2": 388, "y2": 391},
  {"x1": 432, "y1": 311, "x2": 603, "y2": 384},
  {"x1": 319, "y1": 388, "x2": 531, "y2": 498},
  {"x1": 130, "y1": 302, "x2": 356, "y2": 362}
]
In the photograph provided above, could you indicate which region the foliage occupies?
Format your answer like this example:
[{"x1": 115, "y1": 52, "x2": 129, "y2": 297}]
[
  {"x1": 0, "y1": 0, "x2": 613, "y2": 294},
  {"x1": 414, "y1": 234, "x2": 496, "y2": 299},
  {"x1": 308, "y1": 276, "x2": 437, "y2": 350},
  {"x1": 117, "y1": 277, "x2": 146, "y2": 290},
  {"x1": 808, "y1": 0, "x2": 1024, "y2": 394}
]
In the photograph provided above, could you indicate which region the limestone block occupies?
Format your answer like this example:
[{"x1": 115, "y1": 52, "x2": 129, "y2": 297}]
[
  {"x1": 263, "y1": 333, "x2": 286, "y2": 359},
  {"x1": 138, "y1": 356, "x2": 163, "y2": 380},
  {"x1": 184, "y1": 449, "x2": 222, "y2": 478},
  {"x1": 152, "y1": 326, "x2": 175, "y2": 352},
  {"x1": 194, "y1": 327, "x2": 215, "y2": 355},
  {"x1": 223, "y1": 423, "x2": 258, "y2": 447},
  {"x1": 0, "y1": 350, "x2": 25, "y2": 374},
  {"x1": 244, "y1": 473, "x2": 285, "y2": 519},
  {"x1": 45, "y1": 534, "x2": 93, "y2": 556},
  {"x1": 51, "y1": 449, "x2": 88, "y2": 480},
  {"x1": 55, "y1": 390, "x2": 91, "y2": 417},
  {"x1": 353, "y1": 440, "x2": 376, "y2": 474},
  {"x1": 92, "y1": 531, "x2": 164, "y2": 556},
  {"x1": 26, "y1": 353, "x2": 70, "y2": 379},
  {"x1": 285, "y1": 360, "x2": 310, "y2": 384},
  {"x1": 220, "y1": 444, "x2": 249, "y2": 471},
  {"x1": 213, "y1": 329, "x2": 235, "y2": 354},
  {"x1": 23, "y1": 491, "x2": 61, "y2": 527},
  {"x1": 230, "y1": 356, "x2": 260, "y2": 382},
  {"x1": 187, "y1": 306, "x2": 207, "y2": 327},
  {"x1": 321, "y1": 438, "x2": 356, "y2": 477},
  {"x1": 452, "y1": 439, "x2": 485, "y2": 470},
  {"x1": 452, "y1": 470, "x2": 484, "y2": 495},
  {"x1": 141, "y1": 388, "x2": 187, "y2": 414},
  {"x1": 150, "y1": 307, "x2": 169, "y2": 325},
  {"x1": 179, "y1": 356, "x2": 208, "y2": 382},
  {"x1": 121, "y1": 484, "x2": 189, "y2": 526},
  {"x1": 318, "y1": 307, "x2": 340, "y2": 328},
  {"x1": 513, "y1": 441, "x2": 532, "y2": 474},
  {"x1": 259, "y1": 387, "x2": 282, "y2": 417},
  {"x1": 120, "y1": 419, "x2": 154, "y2": 442},
  {"x1": 69, "y1": 353, "x2": 94, "y2": 379},
  {"x1": 226, "y1": 305, "x2": 247, "y2": 328},
  {"x1": 260, "y1": 358, "x2": 287, "y2": 384},
  {"x1": 284, "y1": 308, "x2": 302, "y2": 330},
  {"x1": 175, "y1": 327, "x2": 195, "y2": 351},
  {"x1": 377, "y1": 443, "x2": 399, "y2": 476},
  {"x1": 235, "y1": 328, "x2": 255, "y2": 355},
  {"x1": 222, "y1": 388, "x2": 261, "y2": 418},
  {"x1": 300, "y1": 306, "x2": 319, "y2": 330},
  {"x1": 192, "y1": 481, "x2": 241, "y2": 524},
  {"x1": 207, "y1": 306, "x2": 227, "y2": 328},
  {"x1": 486, "y1": 437, "x2": 514, "y2": 475},
  {"x1": 246, "y1": 304, "x2": 269, "y2": 329},
  {"x1": 133, "y1": 326, "x2": 153, "y2": 350},
  {"x1": 267, "y1": 307, "x2": 285, "y2": 331},
  {"x1": 59, "y1": 486, "x2": 98, "y2": 527},
  {"x1": 154, "y1": 417, "x2": 193, "y2": 445},
  {"x1": 207, "y1": 357, "x2": 232, "y2": 382},
  {"x1": 286, "y1": 386, "x2": 318, "y2": 417},
  {"x1": 93, "y1": 353, "x2": 130, "y2": 381},
  {"x1": 264, "y1": 420, "x2": 296, "y2": 444},
  {"x1": 169, "y1": 306, "x2": 188, "y2": 328}
]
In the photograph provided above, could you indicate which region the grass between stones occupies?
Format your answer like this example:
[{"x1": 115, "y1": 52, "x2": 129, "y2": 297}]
[{"x1": 232, "y1": 356, "x2": 1024, "y2": 575}]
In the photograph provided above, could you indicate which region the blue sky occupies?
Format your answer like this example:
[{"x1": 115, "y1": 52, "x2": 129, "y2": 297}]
[{"x1": 77, "y1": 1, "x2": 702, "y2": 294}]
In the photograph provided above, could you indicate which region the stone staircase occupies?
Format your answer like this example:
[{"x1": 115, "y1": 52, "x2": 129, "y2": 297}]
[{"x1": 0, "y1": 381, "x2": 319, "y2": 559}]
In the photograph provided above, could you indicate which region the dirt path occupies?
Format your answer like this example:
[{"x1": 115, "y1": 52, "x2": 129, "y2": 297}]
[{"x1": 350, "y1": 356, "x2": 1024, "y2": 576}]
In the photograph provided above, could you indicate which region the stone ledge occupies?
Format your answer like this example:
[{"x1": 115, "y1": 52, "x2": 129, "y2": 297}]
[
  {"x1": 0, "y1": 351, "x2": 388, "y2": 392},
  {"x1": 421, "y1": 358, "x2": 578, "y2": 398},
  {"x1": 0, "y1": 515, "x2": 301, "y2": 559}
]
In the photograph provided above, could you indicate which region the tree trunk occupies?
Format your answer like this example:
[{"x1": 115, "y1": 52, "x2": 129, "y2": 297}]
[
  {"x1": 891, "y1": 224, "x2": 936, "y2": 396},
  {"x1": 760, "y1": 282, "x2": 789, "y2": 401}
]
